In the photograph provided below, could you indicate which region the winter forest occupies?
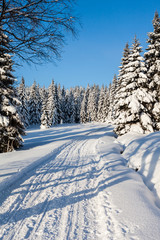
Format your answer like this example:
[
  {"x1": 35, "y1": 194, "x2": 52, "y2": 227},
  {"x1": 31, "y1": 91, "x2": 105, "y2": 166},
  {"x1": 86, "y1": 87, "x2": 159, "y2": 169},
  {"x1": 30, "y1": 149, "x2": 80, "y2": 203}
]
[{"x1": 1, "y1": 11, "x2": 160, "y2": 153}]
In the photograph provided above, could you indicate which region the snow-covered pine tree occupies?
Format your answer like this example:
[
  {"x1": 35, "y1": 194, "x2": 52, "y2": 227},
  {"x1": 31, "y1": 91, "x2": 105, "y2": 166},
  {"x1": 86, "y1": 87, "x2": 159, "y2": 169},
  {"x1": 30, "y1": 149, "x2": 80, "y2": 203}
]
[
  {"x1": 28, "y1": 81, "x2": 41, "y2": 125},
  {"x1": 37, "y1": 84, "x2": 42, "y2": 120},
  {"x1": 87, "y1": 84, "x2": 99, "y2": 122},
  {"x1": 60, "y1": 86, "x2": 66, "y2": 124},
  {"x1": 80, "y1": 85, "x2": 90, "y2": 123},
  {"x1": 108, "y1": 75, "x2": 118, "y2": 121},
  {"x1": 144, "y1": 11, "x2": 160, "y2": 130},
  {"x1": 114, "y1": 43, "x2": 130, "y2": 121},
  {"x1": 40, "y1": 86, "x2": 49, "y2": 129},
  {"x1": 97, "y1": 85, "x2": 105, "y2": 122},
  {"x1": 52, "y1": 84, "x2": 60, "y2": 125},
  {"x1": 102, "y1": 86, "x2": 110, "y2": 122},
  {"x1": 17, "y1": 77, "x2": 29, "y2": 128},
  {"x1": 46, "y1": 80, "x2": 56, "y2": 127},
  {"x1": 65, "y1": 89, "x2": 75, "y2": 123},
  {"x1": 0, "y1": 30, "x2": 25, "y2": 152},
  {"x1": 40, "y1": 109, "x2": 49, "y2": 129},
  {"x1": 73, "y1": 86, "x2": 83, "y2": 123},
  {"x1": 57, "y1": 84, "x2": 63, "y2": 124},
  {"x1": 114, "y1": 36, "x2": 154, "y2": 135}
]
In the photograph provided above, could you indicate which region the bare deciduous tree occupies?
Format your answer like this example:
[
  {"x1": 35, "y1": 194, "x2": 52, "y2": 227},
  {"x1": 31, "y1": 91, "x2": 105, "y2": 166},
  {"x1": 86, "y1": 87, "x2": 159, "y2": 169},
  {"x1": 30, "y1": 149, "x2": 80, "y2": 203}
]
[{"x1": 0, "y1": 0, "x2": 78, "y2": 63}]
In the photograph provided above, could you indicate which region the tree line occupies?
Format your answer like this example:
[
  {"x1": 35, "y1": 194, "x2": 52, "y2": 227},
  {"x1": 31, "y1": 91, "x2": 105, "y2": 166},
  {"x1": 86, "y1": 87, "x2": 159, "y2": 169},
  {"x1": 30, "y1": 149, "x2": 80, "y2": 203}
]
[{"x1": 1, "y1": 10, "x2": 160, "y2": 153}]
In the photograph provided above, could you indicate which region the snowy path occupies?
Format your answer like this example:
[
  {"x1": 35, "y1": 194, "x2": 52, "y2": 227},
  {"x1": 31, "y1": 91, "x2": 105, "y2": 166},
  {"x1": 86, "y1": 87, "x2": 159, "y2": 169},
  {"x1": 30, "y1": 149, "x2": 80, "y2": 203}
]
[{"x1": 0, "y1": 125, "x2": 160, "y2": 239}]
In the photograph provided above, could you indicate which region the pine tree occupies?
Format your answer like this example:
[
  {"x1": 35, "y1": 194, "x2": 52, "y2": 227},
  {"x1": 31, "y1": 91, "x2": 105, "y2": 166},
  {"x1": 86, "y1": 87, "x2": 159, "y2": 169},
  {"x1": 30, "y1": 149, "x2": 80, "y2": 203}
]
[
  {"x1": 114, "y1": 36, "x2": 154, "y2": 135},
  {"x1": 97, "y1": 85, "x2": 105, "y2": 122},
  {"x1": 80, "y1": 85, "x2": 90, "y2": 123},
  {"x1": 74, "y1": 86, "x2": 83, "y2": 123},
  {"x1": 114, "y1": 43, "x2": 130, "y2": 120},
  {"x1": 65, "y1": 89, "x2": 75, "y2": 123},
  {"x1": 28, "y1": 81, "x2": 41, "y2": 125},
  {"x1": 102, "y1": 86, "x2": 110, "y2": 122},
  {"x1": 60, "y1": 86, "x2": 66, "y2": 124},
  {"x1": 144, "y1": 11, "x2": 160, "y2": 130},
  {"x1": 52, "y1": 84, "x2": 60, "y2": 125},
  {"x1": 0, "y1": 31, "x2": 25, "y2": 152},
  {"x1": 87, "y1": 84, "x2": 99, "y2": 122},
  {"x1": 57, "y1": 84, "x2": 63, "y2": 124},
  {"x1": 46, "y1": 80, "x2": 56, "y2": 127},
  {"x1": 40, "y1": 87, "x2": 49, "y2": 129},
  {"x1": 17, "y1": 77, "x2": 29, "y2": 128},
  {"x1": 108, "y1": 75, "x2": 118, "y2": 121}
]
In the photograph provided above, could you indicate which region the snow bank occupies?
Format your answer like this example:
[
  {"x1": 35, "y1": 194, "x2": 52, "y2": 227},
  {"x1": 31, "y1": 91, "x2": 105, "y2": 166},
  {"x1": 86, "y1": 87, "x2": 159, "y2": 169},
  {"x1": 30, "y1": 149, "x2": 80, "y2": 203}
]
[{"x1": 118, "y1": 131, "x2": 160, "y2": 205}]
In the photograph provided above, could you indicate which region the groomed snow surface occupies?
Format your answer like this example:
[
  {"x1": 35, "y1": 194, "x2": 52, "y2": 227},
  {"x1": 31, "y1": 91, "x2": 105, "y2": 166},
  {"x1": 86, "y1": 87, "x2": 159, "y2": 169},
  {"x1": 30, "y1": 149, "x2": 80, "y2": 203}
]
[{"x1": 0, "y1": 123, "x2": 160, "y2": 240}]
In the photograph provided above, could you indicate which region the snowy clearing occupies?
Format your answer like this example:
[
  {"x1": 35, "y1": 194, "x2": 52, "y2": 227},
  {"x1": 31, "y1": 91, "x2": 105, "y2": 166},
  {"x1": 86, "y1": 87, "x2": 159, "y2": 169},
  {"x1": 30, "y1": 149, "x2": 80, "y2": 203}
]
[{"x1": 0, "y1": 123, "x2": 160, "y2": 240}]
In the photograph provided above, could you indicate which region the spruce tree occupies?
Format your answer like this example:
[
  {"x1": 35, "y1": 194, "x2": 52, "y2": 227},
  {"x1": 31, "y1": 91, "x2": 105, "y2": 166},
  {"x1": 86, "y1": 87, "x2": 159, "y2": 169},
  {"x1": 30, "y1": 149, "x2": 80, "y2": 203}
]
[
  {"x1": 28, "y1": 81, "x2": 41, "y2": 125},
  {"x1": 144, "y1": 11, "x2": 160, "y2": 130},
  {"x1": 80, "y1": 85, "x2": 90, "y2": 123},
  {"x1": 46, "y1": 80, "x2": 56, "y2": 127},
  {"x1": 52, "y1": 84, "x2": 60, "y2": 125},
  {"x1": 40, "y1": 87, "x2": 49, "y2": 129},
  {"x1": 57, "y1": 84, "x2": 63, "y2": 124},
  {"x1": 102, "y1": 86, "x2": 110, "y2": 122},
  {"x1": 87, "y1": 85, "x2": 99, "y2": 122},
  {"x1": 17, "y1": 77, "x2": 29, "y2": 128},
  {"x1": 60, "y1": 86, "x2": 66, "y2": 124},
  {"x1": 0, "y1": 31, "x2": 25, "y2": 152},
  {"x1": 97, "y1": 85, "x2": 105, "y2": 122},
  {"x1": 114, "y1": 36, "x2": 154, "y2": 135},
  {"x1": 74, "y1": 86, "x2": 82, "y2": 123},
  {"x1": 65, "y1": 89, "x2": 75, "y2": 123},
  {"x1": 108, "y1": 75, "x2": 118, "y2": 121}
]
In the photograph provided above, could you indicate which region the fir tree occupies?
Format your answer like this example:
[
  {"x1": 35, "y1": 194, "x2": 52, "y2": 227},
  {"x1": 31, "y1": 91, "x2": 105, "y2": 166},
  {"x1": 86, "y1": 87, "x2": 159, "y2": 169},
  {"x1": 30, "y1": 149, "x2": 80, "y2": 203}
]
[
  {"x1": 65, "y1": 89, "x2": 75, "y2": 123},
  {"x1": 52, "y1": 84, "x2": 60, "y2": 125},
  {"x1": 80, "y1": 85, "x2": 90, "y2": 123},
  {"x1": 28, "y1": 81, "x2": 41, "y2": 125},
  {"x1": 0, "y1": 31, "x2": 25, "y2": 152},
  {"x1": 102, "y1": 86, "x2": 110, "y2": 122},
  {"x1": 97, "y1": 85, "x2": 105, "y2": 122},
  {"x1": 46, "y1": 80, "x2": 56, "y2": 126},
  {"x1": 74, "y1": 86, "x2": 83, "y2": 123},
  {"x1": 60, "y1": 86, "x2": 66, "y2": 124},
  {"x1": 57, "y1": 84, "x2": 63, "y2": 124},
  {"x1": 114, "y1": 36, "x2": 154, "y2": 135},
  {"x1": 40, "y1": 87, "x2": 49, "y2": 129},
  {"x1": 17, "y1": 77, "x2": 29, "y2": 128},
  {"x1": 87, "y1": 85, "x2": 99, "y2": 122},
  {"x1": 144, "y1": 11, "x2": 160, "y2": 130},
  {"x1": 108, "y1": 75, "x2": 118, "y2": 121}
]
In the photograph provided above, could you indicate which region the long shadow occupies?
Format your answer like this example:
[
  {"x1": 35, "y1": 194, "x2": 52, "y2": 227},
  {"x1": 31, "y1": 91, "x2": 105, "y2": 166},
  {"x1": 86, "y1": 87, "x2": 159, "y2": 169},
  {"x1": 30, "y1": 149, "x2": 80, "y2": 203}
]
[
  {"x1": 125, "y1": 131, "x2": 160, "y2": 198},
  {"x1": 10, "y1": 161, "x2": 127, "y2": 196},
  {"x1": 22, "y1": 126, "x2": 114, "y2": 151},
  {"x1": 125, "y1": 133, "x2": 160, "y2": 161},
  {"x1": 0, "y1": 169, "x2": 129, "y2": 225},
  {"x1": 0, "y1": 124, "x2": 121, "y2": 225}
]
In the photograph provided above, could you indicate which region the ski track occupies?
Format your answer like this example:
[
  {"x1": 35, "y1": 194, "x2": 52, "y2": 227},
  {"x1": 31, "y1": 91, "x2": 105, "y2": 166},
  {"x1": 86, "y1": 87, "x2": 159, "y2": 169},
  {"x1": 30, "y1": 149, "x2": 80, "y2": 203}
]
[{"x1": 0, "y1": 126, "x2": 154, "y2": 239}]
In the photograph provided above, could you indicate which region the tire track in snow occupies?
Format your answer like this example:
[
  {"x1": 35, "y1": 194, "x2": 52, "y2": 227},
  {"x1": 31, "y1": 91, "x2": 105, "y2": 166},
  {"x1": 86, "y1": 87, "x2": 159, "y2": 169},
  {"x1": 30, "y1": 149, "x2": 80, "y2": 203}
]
[
  {"x1": 0, "y1": 140, "x2": 77, "y2": 239},
  {"x1": 0, "y1": 126, "x2": 129, "y2": 239}
]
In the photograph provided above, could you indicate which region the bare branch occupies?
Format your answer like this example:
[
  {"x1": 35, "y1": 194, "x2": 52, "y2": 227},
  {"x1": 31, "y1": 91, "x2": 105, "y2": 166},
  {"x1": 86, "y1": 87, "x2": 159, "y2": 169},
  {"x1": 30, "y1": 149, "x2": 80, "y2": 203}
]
[{"x1": 0, "y1": 0, "x2": 79, "y2": 63}]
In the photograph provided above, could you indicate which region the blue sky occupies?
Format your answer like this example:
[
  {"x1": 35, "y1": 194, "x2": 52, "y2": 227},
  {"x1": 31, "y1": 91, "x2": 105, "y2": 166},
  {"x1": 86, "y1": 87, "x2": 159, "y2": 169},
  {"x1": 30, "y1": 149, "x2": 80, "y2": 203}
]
[{"x1": 15, "y1": 0, "x2": 160, "y2": 89}]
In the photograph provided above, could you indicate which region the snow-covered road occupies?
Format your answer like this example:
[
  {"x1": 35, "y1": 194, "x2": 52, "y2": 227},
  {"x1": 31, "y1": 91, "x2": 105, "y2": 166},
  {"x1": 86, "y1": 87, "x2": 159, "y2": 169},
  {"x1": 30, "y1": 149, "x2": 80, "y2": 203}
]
[{"x1": 0, "y1": 124, "x2": 160, "y2": 239}]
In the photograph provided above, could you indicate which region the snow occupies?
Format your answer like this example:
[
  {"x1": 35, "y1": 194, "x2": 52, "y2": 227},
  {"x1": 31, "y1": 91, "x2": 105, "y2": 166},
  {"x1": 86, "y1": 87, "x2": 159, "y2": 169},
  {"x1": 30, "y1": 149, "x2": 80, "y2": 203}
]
[
  {"x1": 2, "y1": 105, "x2": 16, "y2": 114},
  {"x1": 0, "y1": 123, "x2": 160, "y2": 239},
  {"x1": 0, "y1": 115, "x2": 9, "y2": 126},
  {"x1": 119, "y1": 131, "x2": 160, "y2": 205}
]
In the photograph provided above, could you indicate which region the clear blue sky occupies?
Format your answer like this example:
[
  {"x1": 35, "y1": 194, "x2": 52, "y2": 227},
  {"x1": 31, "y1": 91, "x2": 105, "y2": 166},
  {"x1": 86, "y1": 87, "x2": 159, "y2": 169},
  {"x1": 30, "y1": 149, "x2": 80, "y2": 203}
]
[{"x1": 15, "y1": 0, "x2": 160, "y2": 89}]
